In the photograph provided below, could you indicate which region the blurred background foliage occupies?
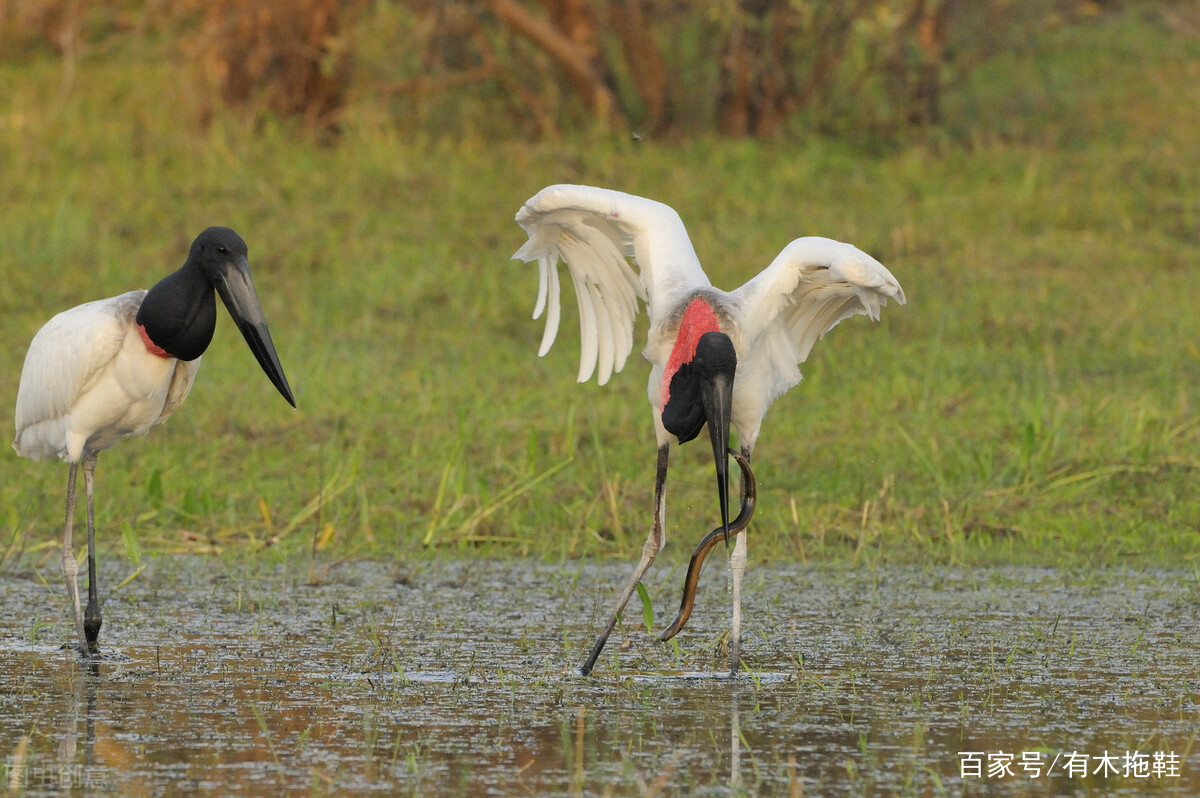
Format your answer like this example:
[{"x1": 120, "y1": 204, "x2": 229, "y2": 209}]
[{"x1": 3, "y1": 0, "x2": 1190, "y2": 145}]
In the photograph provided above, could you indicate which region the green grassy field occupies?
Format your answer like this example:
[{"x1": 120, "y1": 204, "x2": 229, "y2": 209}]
[{"x1": 1, "y1": 7, "x2": 1198, "y2": 579}]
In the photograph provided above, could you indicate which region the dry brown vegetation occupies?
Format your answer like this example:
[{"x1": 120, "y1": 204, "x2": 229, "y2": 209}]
[
  {"x1": 0, "y1": 0, "x2": 1164, "y2": 140},
  {"x1": 186, "y1": 0, "x2": 355, "y2": 132},
  {"x1": 391, "y1": 0, "x2": 966, "y2": 140}
]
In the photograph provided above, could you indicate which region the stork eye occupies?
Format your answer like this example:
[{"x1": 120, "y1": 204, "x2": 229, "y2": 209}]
[{"x1": 216, "y1": 246, "x2": 229, "y2": 255}]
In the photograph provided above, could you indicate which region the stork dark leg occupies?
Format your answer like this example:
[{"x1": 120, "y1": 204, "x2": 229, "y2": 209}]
[
  {"x1": 728, "y1": 446, "x2": 753, "y2": 674},
  {"x1": 60, "y1": 459, "x2": 89, "y2": 655},
  {"x1": 82, "y1": 452, "x2": 102, "y2": 655},
  {"x1": 580, "y1": 445, "x2": 670, "y2": 676}
]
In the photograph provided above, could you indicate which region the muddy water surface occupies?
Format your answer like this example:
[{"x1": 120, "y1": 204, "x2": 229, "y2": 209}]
[{"x1": 1, "y1": 558, "x2": 1197, "y2": 795}]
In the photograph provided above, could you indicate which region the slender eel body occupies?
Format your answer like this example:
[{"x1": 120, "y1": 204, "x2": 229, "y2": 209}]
[{"x1": 661, "y1": 449, "x2": 757, "y2": 642}]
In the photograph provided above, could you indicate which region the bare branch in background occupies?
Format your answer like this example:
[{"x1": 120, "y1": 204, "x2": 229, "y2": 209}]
[
  {"x1": 608, "y1": 0, "x2": 670, "y2": 135},
  {"x1": 480, "y1": 0, "x2": 619, "y2": 126}
]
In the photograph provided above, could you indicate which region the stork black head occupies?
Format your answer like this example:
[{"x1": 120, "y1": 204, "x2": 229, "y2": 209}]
[
  {"x1": 136, "y1": 227, "x2": 296, "y2": 407},
  {"x1": 662, "y1": 330, "x2": 737, "y2": 542}
]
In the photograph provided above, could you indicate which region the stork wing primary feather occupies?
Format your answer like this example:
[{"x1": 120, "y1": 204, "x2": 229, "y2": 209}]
[
  {"x1": 731, "y1": 236, "x2": 906, "y2": 365},
  {"x1": 512, "y1": 184, "x2": 708, "y2": 385}
]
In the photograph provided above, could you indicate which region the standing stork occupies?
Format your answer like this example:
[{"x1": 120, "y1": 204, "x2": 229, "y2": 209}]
[
  {"x1": 13, "y1": 227, "x2": 296, "y2": 656},
  {"x1": 512, "y1": 185, "x2": 905, "y2": 675}
]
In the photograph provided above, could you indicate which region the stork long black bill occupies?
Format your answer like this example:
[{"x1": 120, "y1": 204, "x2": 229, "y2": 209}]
[
  {"x1": 702, "y1": 363, "x2": 734, "y2": 545},
  {"x1": 662, "y1": 331, "x2": 737, "y2": 543},
  {"x1": 213, "y1": 255, "x2": 296, "y2": 408},
  {"x1": 136, "y1": 226, "x2": 296, "y2": 408}
]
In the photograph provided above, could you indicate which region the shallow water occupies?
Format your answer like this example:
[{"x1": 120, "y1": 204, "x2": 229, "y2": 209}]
[{"x1": 1, "y1": 558, "x2": 1197, "y2": 795}]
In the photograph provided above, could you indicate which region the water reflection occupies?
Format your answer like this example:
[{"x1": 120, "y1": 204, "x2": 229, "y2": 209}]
[
  {"x1": 730, "y1": 688, "x2": 742, "y2": 791},
  {"x1": 0, "y1": 560, "x2": 1196, "y2": 794},
  {"x1": 59, "y1": 660, "x2": 99, "y2": 773}
]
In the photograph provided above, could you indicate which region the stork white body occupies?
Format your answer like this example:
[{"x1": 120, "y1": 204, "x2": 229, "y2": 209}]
[
  {"x1": 513, "y1": 184, "x2": 905, "y2": 674},
  {"x1": 14, "y1": 291, "x2": 200, "y2": 463},
  {"x1": 13, "y1": 227, "x2": 295, "y2": 657}
]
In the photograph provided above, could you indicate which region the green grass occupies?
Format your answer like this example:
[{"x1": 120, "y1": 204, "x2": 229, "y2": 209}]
[{"x1": 1, "y1": 8, "x2": 1198, "y2": 575}]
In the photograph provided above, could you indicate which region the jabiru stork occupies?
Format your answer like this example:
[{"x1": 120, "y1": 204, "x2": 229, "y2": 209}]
[
  {"x1": 511, "y1": 185, "x2": 905, "y2": 675},
  {"x1": 13, "y1": 227, "x2": 295, "y2": 656}
]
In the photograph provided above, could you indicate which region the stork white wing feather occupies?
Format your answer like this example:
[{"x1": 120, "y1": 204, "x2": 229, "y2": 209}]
[
  {"x1": 731, "y1": 236, "x2": 905, "y2": 365},
  {"x1": 513, "y1": 184, "x2": 707, "y2": 385}
]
